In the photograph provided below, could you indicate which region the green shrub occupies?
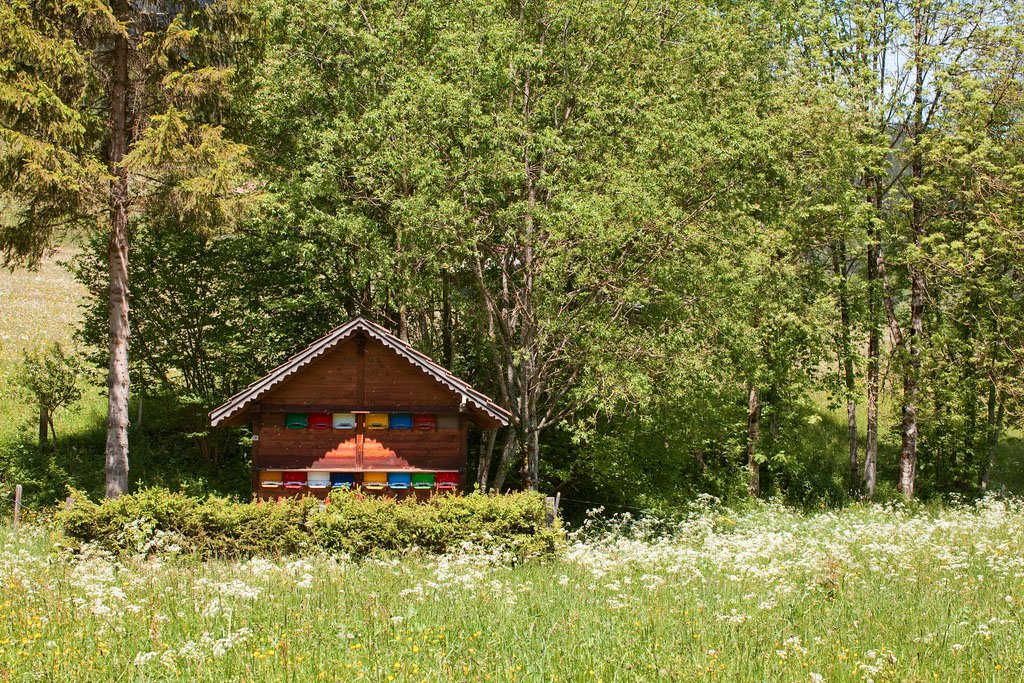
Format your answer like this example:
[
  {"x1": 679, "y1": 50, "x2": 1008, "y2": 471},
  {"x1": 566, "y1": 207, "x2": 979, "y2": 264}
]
[
  {"x1": 310, "y1": 489, "x2": 563, "y2": 559},
  {"x1": 58, "y1": 488, "x2": 316, "y2": 557},
  {"x1": 56, "y1": 487, "x2": 563, "y2": 560}
]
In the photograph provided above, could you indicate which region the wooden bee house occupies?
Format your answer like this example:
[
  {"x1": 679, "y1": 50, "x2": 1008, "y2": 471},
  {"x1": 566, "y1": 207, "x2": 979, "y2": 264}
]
[{"x1": 210, "y1": 317, "x2": 511, "y2": 498}]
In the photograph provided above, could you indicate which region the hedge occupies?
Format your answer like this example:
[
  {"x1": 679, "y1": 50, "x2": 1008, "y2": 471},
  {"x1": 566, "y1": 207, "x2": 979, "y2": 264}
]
[{"x1": 56, "y1": 487, "x2": 563, "y2": 560}]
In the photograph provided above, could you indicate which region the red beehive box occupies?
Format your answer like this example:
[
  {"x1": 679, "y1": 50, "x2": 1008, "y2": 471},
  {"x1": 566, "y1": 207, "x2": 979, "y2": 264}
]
[
  {"x1": 283, "y1": 471, "x2": 307, "y2": 489},
  {"x1": 412, "y1": 414, "x2": 437, "y2": 431},
  {"x1": 435, "y1": 471, "x2": 460, "y2": 490},
  {"x1": 308, "y1": 412, "x2": 332, "y2": 429}
]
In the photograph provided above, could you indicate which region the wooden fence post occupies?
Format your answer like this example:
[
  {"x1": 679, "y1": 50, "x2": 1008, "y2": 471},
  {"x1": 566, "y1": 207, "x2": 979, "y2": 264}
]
[
  {"x1": 13, "y1": 484, "x2": 22, "y2": 529},
  {"x1": 545, "y1": 492, "x2": 561, "y2": 528},
  {"x1": 65, "y1": 495, "x2": 74, "y2": 511}
]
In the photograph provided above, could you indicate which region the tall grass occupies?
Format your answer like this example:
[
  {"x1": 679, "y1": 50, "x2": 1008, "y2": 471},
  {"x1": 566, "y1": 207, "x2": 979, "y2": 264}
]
[{"x1": 1, "y1": 500, "x2": 1022, "y2": 681}]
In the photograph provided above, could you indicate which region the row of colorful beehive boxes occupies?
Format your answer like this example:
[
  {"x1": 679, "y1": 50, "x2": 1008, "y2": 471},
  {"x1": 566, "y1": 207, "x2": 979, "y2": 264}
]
[
  {"x1": 259, "y1": 470, "x2": 460, "y2": 490},
  {"x1": 285, "y1": 413, "x2": 459, "y2": 430}
]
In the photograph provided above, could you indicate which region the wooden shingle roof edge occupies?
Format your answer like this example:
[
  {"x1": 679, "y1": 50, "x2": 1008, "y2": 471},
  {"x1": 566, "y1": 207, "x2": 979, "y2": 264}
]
[{"x1": 209, "y1": 316, "x2": 512, "y2": 428}]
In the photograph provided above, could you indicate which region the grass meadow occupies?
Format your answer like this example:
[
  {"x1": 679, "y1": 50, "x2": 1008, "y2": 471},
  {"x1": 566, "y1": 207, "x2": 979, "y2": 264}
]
[{"x1": 2, "y1": 500, "x2": 1023, "y2": 682}]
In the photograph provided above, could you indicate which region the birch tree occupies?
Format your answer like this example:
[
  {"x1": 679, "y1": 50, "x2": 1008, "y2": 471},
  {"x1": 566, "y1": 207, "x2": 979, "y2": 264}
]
[{"x1": 803, "y1": 0, "x2": 1017, "y2": 497}]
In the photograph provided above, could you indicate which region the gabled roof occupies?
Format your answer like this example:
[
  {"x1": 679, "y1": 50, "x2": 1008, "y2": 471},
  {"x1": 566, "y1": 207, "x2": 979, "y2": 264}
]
[{"x1": 209, "y1": 317, "x2": 511, "y2": 428}]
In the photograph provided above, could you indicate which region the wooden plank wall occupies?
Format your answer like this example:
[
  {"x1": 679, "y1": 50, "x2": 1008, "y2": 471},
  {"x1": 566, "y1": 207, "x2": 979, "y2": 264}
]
[
  {"x1": 257, "y1": 338, "x2": 360, "y2": 406},
  {"x1": 363, "y1": 342, "x2": 455, "y2": 407}
]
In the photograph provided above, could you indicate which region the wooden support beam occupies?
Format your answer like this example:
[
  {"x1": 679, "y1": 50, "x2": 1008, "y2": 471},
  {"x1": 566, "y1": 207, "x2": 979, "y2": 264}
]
[
  {"x1": 356, "y1": 413, "x2": 365, "y2": 469},
  {"x1": 251, "y1": 408, "x2": 263, "y2": 498},
  {"x1": 459, "y1": 414, "x2": 469, "y2": 491},
  {"x1": 253, "y1": 404, "x2": 462, "y2": 414}
]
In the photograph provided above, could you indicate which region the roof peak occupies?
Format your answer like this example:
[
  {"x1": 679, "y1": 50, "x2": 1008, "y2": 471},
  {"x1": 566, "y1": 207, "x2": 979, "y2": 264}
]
[{"x1": 210, "y1": 316, "x2": 511, "y2": 428}]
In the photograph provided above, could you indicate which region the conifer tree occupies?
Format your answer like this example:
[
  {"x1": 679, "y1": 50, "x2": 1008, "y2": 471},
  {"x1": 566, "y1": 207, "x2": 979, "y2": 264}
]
[{"x1": 1, "y1": 0, "x2": 249, "y2": 496}]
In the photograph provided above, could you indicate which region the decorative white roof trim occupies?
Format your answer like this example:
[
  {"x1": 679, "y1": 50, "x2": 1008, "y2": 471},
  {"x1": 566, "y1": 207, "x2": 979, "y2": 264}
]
[{"x1": 210, "y1": 317, "x2": 511, "y2": 427}]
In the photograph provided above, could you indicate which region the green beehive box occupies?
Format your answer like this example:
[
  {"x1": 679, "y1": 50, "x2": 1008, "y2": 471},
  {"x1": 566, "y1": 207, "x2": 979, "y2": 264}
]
[{"x1": 411, "y1": 472, "x2": 436, "y2": 489}]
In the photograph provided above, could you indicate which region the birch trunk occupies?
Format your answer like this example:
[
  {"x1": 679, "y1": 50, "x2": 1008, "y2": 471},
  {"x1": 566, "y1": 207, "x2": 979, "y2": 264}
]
[
  {"x1": 476, "y1": 428, "x2": 497, "y2": 492},
  {"x1": 898, "y1": 5, "x2": 926, "y2": 499},
  {"x1": 491, "y1": 431, "x2": 518, "y2": 492},
  {"x1": 980, "y1": 381, "x2": 1004, "y2": 493},
  {"x1": 863, "y1": 237, "x2": 880, "y2": 498},
  {"x1": 746, "y1": 385, "x2": 761, "y2": 497},
  {"x1": 832, "y1": 241, "x2": 859, "y2": 494},
  {"x1": 524, "y1": 426, "x2": 540, "y2": 491}
]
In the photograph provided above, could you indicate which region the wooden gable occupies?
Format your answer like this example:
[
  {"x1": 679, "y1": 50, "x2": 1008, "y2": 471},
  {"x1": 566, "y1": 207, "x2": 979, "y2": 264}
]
[
  {"x1": 210, "y1": 317, "x2": 511, "y2": 429},
  {"x1": 256, "y1": 334, "x2": 467, "y2": 412}
]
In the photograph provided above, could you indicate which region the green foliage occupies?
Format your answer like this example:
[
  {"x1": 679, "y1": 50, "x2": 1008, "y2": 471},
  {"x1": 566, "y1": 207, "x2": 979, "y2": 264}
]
[
  {"x1": 0, "y1": 0, "x2": 112, "y2": 265},
  {"x1": 72, "y1": 223, "x2": 313, "y2": 404},
  {"x1": 56, "y1": 487, "x2": 563, "y2": 559},
  {"x1": 59, "y1": 487, "x2": 314, "y2": 557},
  {"x1": 549, "y1": 412, "x2": 750, "y2": 518},
  {"x1": 554, "y1": 400, "x2": 863, "y2": 516},
  {"x1": 14, "y1": 342, "x2": 83, "y2": 422},
  {"x1": 220, "y1": 0, "x2": 873, "y2": 491},
  {"x1": 311, "y1": 489, "x2": 562, "y2": 559},
  {"x1": 2, "y1": 0, "x2": 261, "y2": 499},
  {"x1": 0, "y1": 396, "x2": 252, "y2": 512},
  {"x1": 4, "y1": 0, "x2": 1024, "y2": 508},
  {"x1": 1, "y1": 0, "x2": 254, "y2": 265}
]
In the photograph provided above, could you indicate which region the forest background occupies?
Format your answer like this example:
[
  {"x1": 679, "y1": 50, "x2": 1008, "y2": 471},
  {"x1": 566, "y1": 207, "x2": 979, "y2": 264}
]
[{"x1": 2, "y1": 0, "x2": 1023, "y2": 515}]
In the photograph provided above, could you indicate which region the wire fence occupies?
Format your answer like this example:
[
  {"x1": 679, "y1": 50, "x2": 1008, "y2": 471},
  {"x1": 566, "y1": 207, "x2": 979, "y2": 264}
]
[
  {"x1": 1, "y1": 485, "x2": 66, "y2": 527},
  {"x1": 557, "y1": 496, "x2": 660, "y2": 514},
  {"x1": 553, "y1": 494, "x2": 720, "y2": 531}
]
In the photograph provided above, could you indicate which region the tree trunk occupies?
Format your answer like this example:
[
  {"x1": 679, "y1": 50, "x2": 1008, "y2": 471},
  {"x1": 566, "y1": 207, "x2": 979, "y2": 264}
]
[
  {"x1": 476, "y1": 428, "x2": 497, "y2": 492},
  {"x1": 491, "y1": 429, "x2": 518, "y2": 492},
  {"x1": 524, "y1": 426, "x2": 540, "y2": 491},
  {"x1": 864, "y1": 237, "x2": 880, "y2": 498},
  {"x1": 38, "y1": 405, "x2": 49, "y2": 446},
  {"x1": 899, "y1": 7, "x2": 926, "y2": 500},
  {"x1": 441, "y1": 273, "x2": 453, "y2": 368},
  {"x1": 897, "y1": 269, "x2": 924, "y2": 499},
  {"x1": 846, "y1": 390, "x2": 858, "y2": 494},
  {"x1": 104, "y1": 10, "x2": 131, "y2": 499},
  {"x1": 832, "y1": 241, "x2": 859, "y2": 495},
  {"x1": 518, "y1": 59, "x2": 540, "y2": 493},
  {"x1": 397, "y1": 304, "x2": 409, "y2": 343},
  {"x1": 980, "y1": 381, "x2": 1004, "y2": 493},
  {"x1": 746, "y1": 384, "x2": 761, "y2": 497}
]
